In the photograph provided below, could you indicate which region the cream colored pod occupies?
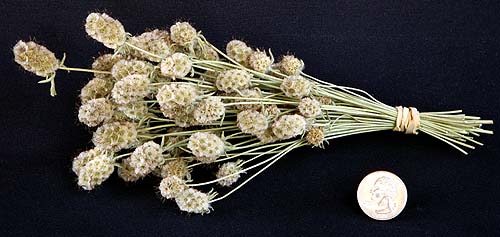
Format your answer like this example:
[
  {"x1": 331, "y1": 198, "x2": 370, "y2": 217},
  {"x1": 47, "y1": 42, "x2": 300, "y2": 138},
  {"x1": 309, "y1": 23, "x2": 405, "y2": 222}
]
[{"x1": 160, "y1": 53, "x2": 192, "y2": 79}]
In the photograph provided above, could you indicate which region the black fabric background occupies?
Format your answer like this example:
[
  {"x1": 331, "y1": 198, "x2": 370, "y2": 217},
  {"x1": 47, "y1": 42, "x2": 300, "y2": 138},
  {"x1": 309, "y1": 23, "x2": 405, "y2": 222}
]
[{"x1": 1, "y1": 0, "x2": 499, "y2": 236}]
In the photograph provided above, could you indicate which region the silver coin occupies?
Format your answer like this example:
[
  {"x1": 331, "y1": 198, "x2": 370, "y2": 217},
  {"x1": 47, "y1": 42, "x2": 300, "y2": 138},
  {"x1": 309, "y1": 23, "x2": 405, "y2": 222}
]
[{"x1": 357, "y1": 171, "x2": 407, "y2": 220}]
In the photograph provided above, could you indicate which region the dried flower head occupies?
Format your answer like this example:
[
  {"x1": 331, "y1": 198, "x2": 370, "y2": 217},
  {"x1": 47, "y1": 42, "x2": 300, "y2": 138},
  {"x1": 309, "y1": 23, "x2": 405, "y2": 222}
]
[
  {"x1": 226, "y1": 40, "x2": 253, "y2": 65},
  {"x1": 117, "y1": 157, "x2": 143, "y2": 182},
  {"x1": 85, "y1": 13, "x2": 126, "y2": 49},
  {"x1": 160, "y1": 53, "x2": 192, "y2": 79},
  {"x1": 72, "y1": 147, "x2": 107, "y2": 175},
  {"x1": 92, "y1": 121, "x2": 137, "y2": 152},
  {"x1": 111, "y1": 74, "x2": 150, "y2": 104},
  {"x1": 128, "y1": 29, "x2": 172, "y2": 62},
  {"x1": 187, "y1": 132, "x2": 225, "y2": 163},
  {"x1": 175, "y1": 188, "x2": 214, "y2": 214},
  {"x1": 159, "y1": 176, "x2": 187, "y2": 199},
  {"x1": 13, "y1": 40, "x2": 59, "y2": 77},
  {"x1": 298, "y1": 97, "x2": 322, "y2": 118},
  {"x1": 78, "y1": 98, "x2": 114, "y2": 127},
  {"x1": 117, "y1": 101, "x2": 148, "y2": 120},
  {"x1": 248, "y1": 50, "x2": 272, "y2": 73},
  {"x1": 111, "y1": 59, "x2": 154, "y2": 81},
  {"x1": 77, "y1": 155, "x2": 114, "y2": 190},
  {"x1": 263, "y1": 104, "x2": 281, "y2": 118},
  {"x1": 156, "y1": 83, "x2": 198, "y2": 112},
  {"x1": 129, "y1": 141, "x2": 162, "y2": 177},
  {"x1": 80, "y1": 78, "x2": 113, "y2": 103},
  {"x1": 317, "y1": 96, "x2": 333, "y2": 105},
  {"x1": 170, "y1": 22, "x2": 197, "y2": 46},
  {"x1": 161, "y1": 159, "x2": 191, "y2": 180},
  {"x1": 280, "y1": 75, "x2": 312, "y2": 98},
  {"x1": 92, "y1": 54, "x2": 124, "y2": 80},
  {"x1": 272, "y1": 114, "x2": 307, "y2": 140},
  {"x1": 235, "y1": 88, "x2": 262, "y2": 111},
  {"x1": 216, "y1": 69, "x2": 252, "y2": 93},
  {"x1": 306, "y1": 127, "x2": 325, "y2": 147},
  {"x1": 237, "y1": 110, "x2": 268, "y2": 135},
  {"x1": 193, "y1": 97, "x2": 225, "y2": 124},
  {"x1": 216, "y1": 160, "x2": 243, "y2": 186},
  {"x1": 279, "y1": 55, "x2": 304, "y2": 76}
]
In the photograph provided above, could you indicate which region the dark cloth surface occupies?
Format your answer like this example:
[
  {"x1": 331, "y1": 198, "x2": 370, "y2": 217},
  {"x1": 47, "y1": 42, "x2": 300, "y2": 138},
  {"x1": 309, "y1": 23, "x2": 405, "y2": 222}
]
[{"x1": 1, "y1": 0, "x2": 499, "y2": 236}]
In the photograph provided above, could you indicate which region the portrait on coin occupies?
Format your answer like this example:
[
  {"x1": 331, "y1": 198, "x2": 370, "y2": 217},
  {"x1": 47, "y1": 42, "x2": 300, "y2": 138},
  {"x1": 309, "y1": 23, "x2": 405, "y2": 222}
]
[{"x1": 370, "y1": 176, "x2": 397, "y2": 214}]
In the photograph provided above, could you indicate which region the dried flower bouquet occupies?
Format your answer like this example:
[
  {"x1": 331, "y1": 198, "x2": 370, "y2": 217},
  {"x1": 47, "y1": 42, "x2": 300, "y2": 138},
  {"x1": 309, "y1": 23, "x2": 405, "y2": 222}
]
[{"x1": 13, "y1": 12, "x2": 493, "y2": 214}]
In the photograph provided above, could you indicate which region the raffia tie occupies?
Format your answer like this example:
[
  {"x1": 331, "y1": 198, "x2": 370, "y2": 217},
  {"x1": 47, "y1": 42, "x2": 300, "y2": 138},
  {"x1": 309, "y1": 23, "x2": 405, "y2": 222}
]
[{"x1": 393, "y1": 106, "x2": 420, "y2": 135}]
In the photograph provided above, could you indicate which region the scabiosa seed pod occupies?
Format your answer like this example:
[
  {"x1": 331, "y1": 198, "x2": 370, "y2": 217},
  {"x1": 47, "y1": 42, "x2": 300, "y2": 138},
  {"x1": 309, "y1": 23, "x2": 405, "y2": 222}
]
[
  {"x1": 156, "y1": 83, "x2": 199, "y2": 111},
  {"x1": 72, "y1": 147, "x2": 107, "y2": 175},
  {"x1": 298, "y1": 97, "x2": 322, "y2": 118},
  {"x1": 111, "y1": 59, "x2": 154, "y2": 81},
  {"x1": 117, "y1": 101, "x2": 148, "y2": 120},
  {"x1": 13, "y1": 40, "x2": 59, "y2": 77},
  {"x1": 235, "y1": 88, "x2": 262, "y2": 111},
  {"x1": 193, "y1": 97, "x2": 225, "y2": 124},
  {"x1": 248, "y1": 50, "x2": 272, "y2": 73},
  {"x1": 159, "y1": 176, "x2": 187, "y2": 199},
  {"x1": 306, "y1": 127, "x2": 325, "y2": 147},
  {"x1": 161, "y1": 159, "x2": 191, "y2": 180},
  {"x1": 160, "y1": 53, "x2": 192, "y2": 79},
  {"x1": 129, "y1": 141, "x2": 162, "y2": 177},
  {"x1": 279, "y1": 55, "x2": 304, "y2": 76},
  {"x1": 237, "y1": 110, "x2": 268, "y2": 135},
  {"x1": 256, "y1": 128, "x2": 279, "y2": 144},
  {"x1": 128, "y1": 29, "x2": 172, "y2": 62},
  {"x1": 317, "y1": 96, "x2": 334, "y2": 105},
  {"x1": 216, "y1": 69, "x2": 252, "y2": 93},
  {"x1": 111, "y1": 74, "x2": 150, "y2": 104},
  {"x1": 272, "y1": 114, "x2": 307, "y2": 140},
  {"x1": 77, "y1": 155, "x2": 115, "y2": 190},
  {"x1": 92, "y1": 54, "x2": 124, "y2": 80},
  {"x1": 175, "y1": 188, "x2": 214, "y2": 214},
  {"x1": 216, "y1": 160, "x2": 243, "y2": 187},
  {"x1": 263, "y1": 104, "x2": 281, "y2": 118},
  {"x1": 78, "y1": 98, "x2": 114, "y2": 127},
  {"x1": 170, "y1": 22, "x2": 197, "y2": 46},
  {"x1": 226, "y1": 40, "x2": 253, "y2": 65},
  {"x1": 80, "y1": 78, "x2": 113, "y2": 103},
  {"x1": 92, "y1": 121, "x2": 137, "y2": 152},
  {"x1": 280, "y1": 75, "x2": 312, "y2": 98},
  {"x1": 187, "y1": 132, "x2": 225, "y2": 163},
  {"x1": 117, "y1": 157, "x2": 143, "y2": 182},
  {"x1": 85, "y1": 13, "x2": 126, "y2": 49}
]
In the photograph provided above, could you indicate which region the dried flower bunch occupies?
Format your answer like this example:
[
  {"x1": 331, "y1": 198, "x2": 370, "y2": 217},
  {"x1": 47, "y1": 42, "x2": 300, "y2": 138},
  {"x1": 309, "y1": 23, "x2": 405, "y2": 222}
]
[{"x1": 14, "y1": 12, "x2": 493, "y2": 214}]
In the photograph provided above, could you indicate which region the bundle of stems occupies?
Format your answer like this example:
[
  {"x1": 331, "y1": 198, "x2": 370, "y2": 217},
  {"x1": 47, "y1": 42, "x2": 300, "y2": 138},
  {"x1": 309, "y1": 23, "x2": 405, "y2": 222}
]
[{"x1": 13, "y1": 12, "x2": 493, "y2": 214}]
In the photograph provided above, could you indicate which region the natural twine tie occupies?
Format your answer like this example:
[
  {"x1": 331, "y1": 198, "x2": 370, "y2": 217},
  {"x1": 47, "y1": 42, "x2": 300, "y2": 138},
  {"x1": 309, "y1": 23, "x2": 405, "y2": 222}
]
[{"x1": 393, "y1": 106, "x2": 420, "y2": 135}]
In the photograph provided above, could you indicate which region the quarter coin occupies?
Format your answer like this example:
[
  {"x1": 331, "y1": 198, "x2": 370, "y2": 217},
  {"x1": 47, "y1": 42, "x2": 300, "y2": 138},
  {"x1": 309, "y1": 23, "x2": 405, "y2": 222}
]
[{"x1": 357, "y1": 171, "x2": 407, "y2": 220}]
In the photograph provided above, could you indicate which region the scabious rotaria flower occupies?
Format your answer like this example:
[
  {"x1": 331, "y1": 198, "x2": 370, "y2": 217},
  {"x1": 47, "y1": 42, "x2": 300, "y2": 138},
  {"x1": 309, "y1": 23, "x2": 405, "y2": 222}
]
[
  {"x1": 111, "y1": 59, "x2": 154, "y2": 81},
  {"x1": 92, "y1": 54, "x2": 124, "y2": 80},
  {"x1": 280, "y1": 75, "x2": 312, "y2": 98},
  {"x1": 117, "y1": 101, "x2": 148, "y2": 120},
  {"x1": 237, "y1": 110, "x2": 268, "y2": 135},
  {"x1": 161, "y1": 159, "x2": 191, "y2": 180},
  {"x1": 92, "y1": 121, "x2": 137, "y2": 152},
  {"x1": 117, "y1": 157, "x2": 143, "y2": 182},
  {"x1": 80, "y1": 78, "x2": 113, "y2": 103},
  {"x1": 128, "y1": 29, "x2": 172, "y2": 62},
  {"x1": 128, "y1": 141, "x2": 163, "y2": 177},
  {"x1": 187, "y1": 132, "x2": 225, "y2": 163},
  {"x1": 170, "y1": 22, "x2": 197, "y2": 46},
  {"x1": 175, "y1": 188, "x2": 214, "y2": 214},
  {"x1": 111, "y1": 74, "x2": 150, "y2": 104},
  {"x1": 279, "y1": 55, "x2": 304, "y2": 76},
  {"x1": 216, "y1": 160, "x2": 243, "y2": 187},
  {"x1": 298, "y1": 97, "x2": 321, "y2": 118},
  {"x1": 226, "y1": 40, "x2": 253, "y2": 65},
  {"x1": 216, "y1": 69, "x2": 252, "y2": 93},
  {"x1": 78, "y1": 98, "x2": 114, "y2": 127},
  {"x1": 159, "y1": 176, "x2": 187, "y2": 199},
  {"x1": 193, "y1": 97, "x2": 225, "y2": 124},
  {"x1": 272, "y1": 114, "x2": 307, "y2": 140},
  {"x1": 156, "y1": 83, "x2": 199, "y2": 115},
  {"x1": 72, "y1": 147, "x2": 108, "y2": 176},
  {"x1": 78, "y1": 155, "x2": 114, "y2": 190},
  {"x1": 160, "y1": 53, "x2": 192, "y2": 79},
  {"x1": 85, "y1": 13, "x2": 126, "y2": 49},
  {"x1": 306, "y1": 127, "x2": 325, "y2": 147},
  {"x1": 13, "y1": 40, "x2": 59, "y2": 77},
  {"x1": 248, "y1": 50, "x2": 272, "y2": 73}
]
